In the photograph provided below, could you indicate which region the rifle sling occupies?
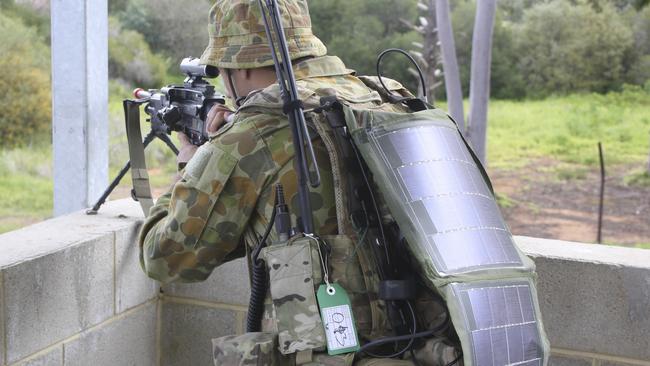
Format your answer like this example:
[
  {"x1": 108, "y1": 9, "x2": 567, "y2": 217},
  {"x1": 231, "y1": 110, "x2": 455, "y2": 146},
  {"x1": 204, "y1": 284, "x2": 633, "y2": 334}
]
[{"x1": 124, "y1": 100, "x2": 154, "y2": 215}]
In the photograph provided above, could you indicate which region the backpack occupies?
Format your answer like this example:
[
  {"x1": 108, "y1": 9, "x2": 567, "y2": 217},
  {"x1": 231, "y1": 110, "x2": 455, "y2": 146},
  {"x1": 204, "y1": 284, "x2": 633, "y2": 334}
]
[{"x1": 213, "y1": 75, "x2": 550, "y2": 366}]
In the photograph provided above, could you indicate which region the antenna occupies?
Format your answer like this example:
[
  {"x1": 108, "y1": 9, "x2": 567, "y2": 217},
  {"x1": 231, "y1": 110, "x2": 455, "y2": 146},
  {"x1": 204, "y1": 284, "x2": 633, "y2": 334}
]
[{"x1": 257, "y1": 0, "x2": 321, "y2": 234}]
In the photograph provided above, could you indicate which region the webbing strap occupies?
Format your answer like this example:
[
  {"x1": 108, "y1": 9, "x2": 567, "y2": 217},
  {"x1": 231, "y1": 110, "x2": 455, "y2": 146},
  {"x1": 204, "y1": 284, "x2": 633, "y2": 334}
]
[
  {"x1": 124, "y1": 100, "x2": 154, "y2": 215},
  {"x1": 317, "y1": 97, "x2": 369, "y2": 231}
]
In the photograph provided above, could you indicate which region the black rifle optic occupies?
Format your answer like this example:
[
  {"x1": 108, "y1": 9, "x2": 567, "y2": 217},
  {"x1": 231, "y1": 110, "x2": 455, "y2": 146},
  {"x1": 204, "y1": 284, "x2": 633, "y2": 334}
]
[
  {"x1": 87, "y1": 57, "x2": 226, "y2": 215},
  {"x1": 135, "y1": 57, "x2": 225, "y2": 146}
]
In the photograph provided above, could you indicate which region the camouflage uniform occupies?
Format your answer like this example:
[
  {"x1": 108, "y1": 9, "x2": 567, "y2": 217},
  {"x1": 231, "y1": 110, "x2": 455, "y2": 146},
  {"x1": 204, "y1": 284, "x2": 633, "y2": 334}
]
[
  {"x1": 139, "y1": 55, "x2": 352, "y2": 284},
  {"x1": 139, "y1": 0, "x2": 458, "y2": 365}
]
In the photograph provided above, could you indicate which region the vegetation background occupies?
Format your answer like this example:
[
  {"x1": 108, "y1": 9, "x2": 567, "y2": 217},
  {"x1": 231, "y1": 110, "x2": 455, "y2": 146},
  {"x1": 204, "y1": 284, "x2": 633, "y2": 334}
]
[{"x1": 0, "y1": 0, "x2": 649, "y2": 247}]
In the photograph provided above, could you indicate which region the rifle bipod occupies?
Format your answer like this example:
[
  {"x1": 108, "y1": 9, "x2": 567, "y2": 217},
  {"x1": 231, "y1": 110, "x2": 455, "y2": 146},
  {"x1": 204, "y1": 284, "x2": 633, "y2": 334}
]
[{"x1": 86, "y1": 128, "x2": 178, "y2": 215}]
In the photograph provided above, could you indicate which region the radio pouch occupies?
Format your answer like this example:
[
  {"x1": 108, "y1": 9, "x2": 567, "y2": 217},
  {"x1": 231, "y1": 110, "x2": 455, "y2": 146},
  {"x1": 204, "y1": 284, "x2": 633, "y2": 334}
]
[{"x1": 260, "y1": 236, "x2": 327, "y2": 355}]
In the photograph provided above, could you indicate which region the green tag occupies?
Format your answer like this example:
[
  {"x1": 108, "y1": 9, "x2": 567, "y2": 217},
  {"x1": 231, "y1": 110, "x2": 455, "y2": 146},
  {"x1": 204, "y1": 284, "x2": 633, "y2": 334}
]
[{"x1": 316, "y1": 283, "x2": 360, "y2": 355}]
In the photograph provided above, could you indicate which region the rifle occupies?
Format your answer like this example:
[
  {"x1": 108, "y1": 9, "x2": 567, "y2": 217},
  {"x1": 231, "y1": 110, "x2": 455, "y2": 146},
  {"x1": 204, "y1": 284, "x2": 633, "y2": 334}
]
[{"x1": 87, "y1": 57, "x2": 225, "y2": 215}]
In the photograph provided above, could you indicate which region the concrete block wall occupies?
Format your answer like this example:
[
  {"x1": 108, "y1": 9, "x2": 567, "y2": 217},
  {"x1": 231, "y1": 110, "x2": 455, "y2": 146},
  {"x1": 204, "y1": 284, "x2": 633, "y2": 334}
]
[
  {"x1": 0, "y1": 200, "x2": 157, "y2": 366},
  {"x1": 160, "y1": 258, "x2": 250, "y2": 366},
  {"x1": 1, "y1": 199, "x2": 649, "y2": 365},
  {"x1": 517, "y1": 237, "x2": 650, "y2": 366}
]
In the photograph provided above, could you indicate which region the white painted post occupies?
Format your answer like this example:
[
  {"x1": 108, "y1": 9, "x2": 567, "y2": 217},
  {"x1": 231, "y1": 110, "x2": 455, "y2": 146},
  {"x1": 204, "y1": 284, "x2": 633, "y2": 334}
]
[{"x1": 51, "y1": 0, "x2": 109, "y2": 216}]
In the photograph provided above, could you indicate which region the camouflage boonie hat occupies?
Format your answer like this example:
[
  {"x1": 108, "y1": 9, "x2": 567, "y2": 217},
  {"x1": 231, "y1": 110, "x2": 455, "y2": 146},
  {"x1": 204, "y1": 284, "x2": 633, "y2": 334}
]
[{"x1": 200, "y1": 0, "x2": 327, "y2": 69}]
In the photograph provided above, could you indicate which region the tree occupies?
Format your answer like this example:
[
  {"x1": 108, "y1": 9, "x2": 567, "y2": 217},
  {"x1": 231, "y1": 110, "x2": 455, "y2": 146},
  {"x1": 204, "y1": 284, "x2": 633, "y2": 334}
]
[
  {"x1": 0, "y1": 13, "x2": 51, "y2": 147},
  {"x1": 310, "y1": 0, "x2": 420, "y2": 91},
  {"x1": 118, "y1": 0, "x2": 212, "y2": 67},
  {"x1": 1, "y1": 0, "x2": 50, "y2": 42},
  {"x1": 108, "y1": 17, "x2": 170, "y2": 88},
  {"x1": 623, "y1": 5, "x2": 650, "y2": 85},
  {"x1": 400, "y1": 1, "x2": 443, "y2": 104},
  {"x1": 516, "y1": 0, "x2": 634, "y2": 96},
  {"x1": 435, "y1": 0, "x2": 465, "y2": 130},
  {"x1": 448, "y1": 1, "x2": 525, "y2": 100},
  {"x1": 467, "y1": 0, "x2": 497, "y2": 164}
]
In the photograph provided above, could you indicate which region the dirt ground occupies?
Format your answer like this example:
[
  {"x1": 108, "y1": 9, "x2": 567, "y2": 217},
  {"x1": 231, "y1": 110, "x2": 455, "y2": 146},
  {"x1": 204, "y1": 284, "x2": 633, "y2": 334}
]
[
  {"x1": 490, "y1": 161, "x2": 650, "y2": 246},
  {"x1": 132, "y1": 162, "x2": 650, "y2": 246},
  {"x1": 72, "y1": 161, "x2": 650, "y2": 248}
]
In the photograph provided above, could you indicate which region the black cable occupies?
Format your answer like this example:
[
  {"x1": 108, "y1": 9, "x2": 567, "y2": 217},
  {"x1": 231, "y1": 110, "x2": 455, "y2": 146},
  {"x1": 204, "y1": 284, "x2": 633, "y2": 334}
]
[
  {"x1": 361, "y1": 329, "x2": 436, "y2": 357},
  {"x1": 445, "y1": 351, "x2": 463, "y2": 366},
  {"x1": 410, "y1": 348, "x2": 422, "y2": 366},
  {"x1": 251, "y1": 193, "x2": 278, "y2": 263},
  {"x1": 361, "y1": 299, "x2": 454, "y2": 360},
  {"x1": 246, "y1": 190, "x2": 279, "y2": 332},
  {"x1": 349, "y1": 139, "x2": 390, "y2": 269},
  {"x1": 360, "y1": 301, "x2": 420, "y2": 358},
  {"x1": 359, "y1": 296, "x2": 451, "y2": 359},
  {"x1": 246, "y1": 260, "x2": 267, "y2": 332},
  {"x1": 376, "y1": 48, "x2": 428, "y2": 103}
]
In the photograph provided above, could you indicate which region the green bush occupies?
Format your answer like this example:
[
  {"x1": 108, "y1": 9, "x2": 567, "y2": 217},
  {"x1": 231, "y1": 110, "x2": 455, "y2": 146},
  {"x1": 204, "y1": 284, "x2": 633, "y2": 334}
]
[
  {"x1": 516, "y1": 0, "x2": 634, "y2": 96},
  {"x1": 310, "y1": 0, "x2": 421, "y2": 91},
  {"x1": 622, "y1": 6, "x2": 650, "y2": 84},
  {"x1": 0, "y1": 13, "x2": 51, "y2": 148},
  {"x1": 449, "y1": 0, "x2": 527, "y2": 100},
  {"x1": 0, "y1": 0, "x2": 50, "y2": 43},
  {"x1": 116, "y1": 0, "x2": 211, "y2": 67},
  {"x1": 108, "y1": 16, "x2": 171, "y2": 88}
]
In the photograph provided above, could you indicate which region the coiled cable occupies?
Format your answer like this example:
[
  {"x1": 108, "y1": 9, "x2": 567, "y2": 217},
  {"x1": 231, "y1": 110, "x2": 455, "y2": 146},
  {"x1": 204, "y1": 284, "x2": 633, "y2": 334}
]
[{"x1": 245, "y1": 187, "x2": 279, "y2": 332}]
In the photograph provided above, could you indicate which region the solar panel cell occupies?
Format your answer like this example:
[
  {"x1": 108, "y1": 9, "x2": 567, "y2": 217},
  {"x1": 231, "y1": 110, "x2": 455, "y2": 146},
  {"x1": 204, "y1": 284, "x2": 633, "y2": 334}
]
[
  {"x1": 506, "y1": 325, "x2": 525, "y2": 363},
  {"x1": 369, "y1": 122, "x2": 527, "y2": 275},
  {"x1": 451, "y1": 281, "x2": 544, "y2": 366},
  {"x1": 473, "y1": 329, "x2": 494, "y2": 366}
]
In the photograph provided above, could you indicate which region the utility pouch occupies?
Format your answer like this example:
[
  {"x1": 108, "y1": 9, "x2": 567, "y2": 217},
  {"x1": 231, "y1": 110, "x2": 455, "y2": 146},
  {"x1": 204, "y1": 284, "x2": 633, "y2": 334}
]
[
  {"x1": 212, "y1": 332, "x2": 278, "y2": 366},
  {"x1": 260, "y1": 236, "x2": 327, "y2": 355}
]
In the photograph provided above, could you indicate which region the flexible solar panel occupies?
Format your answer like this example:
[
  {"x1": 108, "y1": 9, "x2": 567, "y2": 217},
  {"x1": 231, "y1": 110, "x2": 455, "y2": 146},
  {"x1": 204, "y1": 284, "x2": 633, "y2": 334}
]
[
  {"x1": 369, "y1": 123, "x2": 524, "y2": 275},
  {"x1": 451, "y1": 281, "x2": 544, "y2": 366}
]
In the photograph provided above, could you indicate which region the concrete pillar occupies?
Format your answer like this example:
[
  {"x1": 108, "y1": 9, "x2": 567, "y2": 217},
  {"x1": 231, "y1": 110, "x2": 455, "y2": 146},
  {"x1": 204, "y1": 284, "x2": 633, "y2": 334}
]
[{"x1": 51, "y1": 0, "x2": 109, "y2": 216}]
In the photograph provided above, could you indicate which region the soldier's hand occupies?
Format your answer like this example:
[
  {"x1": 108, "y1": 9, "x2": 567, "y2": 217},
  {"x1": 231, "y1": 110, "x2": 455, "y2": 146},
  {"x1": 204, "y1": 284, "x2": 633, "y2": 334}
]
[
  {"x1": 176, "y1": 132, "x2": 198, "y2": 165},
  {"x1": 206, "y1": 104, "x2": 234, "y2": 134}
]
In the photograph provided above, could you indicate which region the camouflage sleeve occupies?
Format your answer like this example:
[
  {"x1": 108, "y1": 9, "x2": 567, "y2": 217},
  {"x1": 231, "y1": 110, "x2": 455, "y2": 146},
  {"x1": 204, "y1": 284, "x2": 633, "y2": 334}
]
[{"x1": 138, "y1": 116, "x2": 283, "y2": 283}]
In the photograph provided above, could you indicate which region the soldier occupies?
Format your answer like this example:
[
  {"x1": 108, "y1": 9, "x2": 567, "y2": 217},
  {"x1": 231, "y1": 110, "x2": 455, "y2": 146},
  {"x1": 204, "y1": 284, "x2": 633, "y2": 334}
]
[{"x1": 139, "y1": 0, "x2": 458, "y2": 364}]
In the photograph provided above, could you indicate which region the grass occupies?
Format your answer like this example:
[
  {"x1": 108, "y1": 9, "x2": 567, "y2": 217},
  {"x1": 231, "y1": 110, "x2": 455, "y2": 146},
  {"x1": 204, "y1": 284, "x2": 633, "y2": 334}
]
[
  {"x1": 0, "y1": 81, "x2": 179, "y2": 233},
  {"x1": 555, "y1": 164, "x2": 589, "y2": 181},
  {"x1": 1, "y1": 86, "x2": 649, "y2": 235},
  {"x1": 624, "y1": 169, "x2": 650, "y2": 187},
  {"x1": 495, "y1": 192, "x2": 517, "y2": 209},
  {"x1": 485, "y1": 86, "x2": 650, "y2": 170},
  {"x1": 0, "y1": 146, "x2": 53, "y2": 232}
]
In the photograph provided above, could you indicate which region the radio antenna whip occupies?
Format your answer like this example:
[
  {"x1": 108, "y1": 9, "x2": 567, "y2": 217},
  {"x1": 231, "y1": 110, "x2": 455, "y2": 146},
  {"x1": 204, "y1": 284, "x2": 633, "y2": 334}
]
[{"x1": 257, "y1": 0, "x2": 320, "y2": 234}]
